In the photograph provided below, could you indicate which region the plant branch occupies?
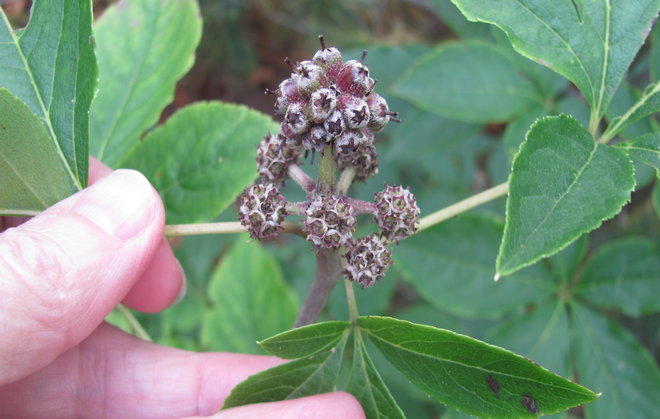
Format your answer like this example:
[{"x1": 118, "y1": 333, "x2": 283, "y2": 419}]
[
  {"x1": 337, "y1": 167, "x2": 356, "y2": 195},
  {"x1": 347, "y1": 197, "x2": 377, "y2": 215},
  {"x1": 416, "y1": 182, "x2": 509, "y2": 233},
  {"x1": 294, "y1": 248, "x2": 343, "y2": 327},
  {"x1": 344, "y1": 277, "x2": 359, "y2": 322},
  {"x1": 117, "y1": 304, "x2": 152, "y2": 342},
  {"x1": 164, "y1": 220, "x2": 305, "y2": 238},
  {"x1": 288, "y1": 164, "x2": 316, "y2": 193},
  {"x1": 598, "y1": 81, "x2": 660, "y2": 144}
]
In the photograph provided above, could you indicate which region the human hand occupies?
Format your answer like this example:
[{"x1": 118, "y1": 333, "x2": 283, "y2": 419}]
[{"x1": 0, "y1": 162, "x2": 364, "y2": 418}]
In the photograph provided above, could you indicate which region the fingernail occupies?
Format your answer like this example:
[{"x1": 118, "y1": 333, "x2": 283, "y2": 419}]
[
  {"x1": 73, "y1": 170, "x2": 157, "y2": 240},
  {"x1": 172, "y1": 260, "x2": 188, "y2": 305}
]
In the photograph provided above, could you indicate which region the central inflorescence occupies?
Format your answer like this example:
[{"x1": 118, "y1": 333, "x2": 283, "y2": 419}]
[{"x1": 239, "y1": 36, "x2": 419, "y2": 288}]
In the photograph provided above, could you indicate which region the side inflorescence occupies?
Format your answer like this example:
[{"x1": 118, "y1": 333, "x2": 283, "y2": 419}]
[{"x1": 238, "y1": 36, "x2": 418, "y2": 288}]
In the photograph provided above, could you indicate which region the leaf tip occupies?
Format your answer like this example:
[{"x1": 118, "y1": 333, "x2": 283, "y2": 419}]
[{"x1": 493, "y1": 273, "x2": 501, "y2": 282}]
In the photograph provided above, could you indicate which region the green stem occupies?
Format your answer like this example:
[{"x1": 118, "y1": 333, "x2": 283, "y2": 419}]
[
  {"x1": 317, "y1": 145, "x2": 336, "y2": 194},
  {"x1": 588, "y1": 110, "x2": 600, "y2": 138},
  {"x1": 117, "y1": 304, "x2": 152, "y2": 342},
  {"x1": 164, "y1": 220, "x2": 305, "y2": 238},
  {"x1": 344, "y1": 277, "x2": 359, "y2": 322},
  {"x1": 416, "y1": 182, "x2": 509, "y2": 233}
]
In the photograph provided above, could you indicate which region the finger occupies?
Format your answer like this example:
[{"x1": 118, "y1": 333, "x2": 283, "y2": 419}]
[
  {"x1": 88, "y1": 158, "x2": 186, "y2": 313},
  {"x1": 121, "y1": 239, "x2": 186, "y2": 312},
  {"x1": 207, "y1": 392, "x2": 366, "y2": 419},
  {"x1": 0, "y1": 170, "x2": 164, "y2": 385},
  {"x1": 0, "y1": 323, "x2": 285, "y2": 418}
]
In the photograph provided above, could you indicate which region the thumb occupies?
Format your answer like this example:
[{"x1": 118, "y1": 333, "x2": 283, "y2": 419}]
[{"x1": 0, "y1": 169, "x2": 164, "y2": 385}]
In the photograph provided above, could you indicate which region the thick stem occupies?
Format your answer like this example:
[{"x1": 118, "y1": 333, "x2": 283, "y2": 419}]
[
  {"x1": 416, "y1": 182, "x2": 509, "y2": 233},
  {"x1": 285, "y1": 201, "x2": 309, "y2": 215},
  {"x1": 317, "y1": 145, "x2": 336, "y2": 194},
  {"x1": 294, "y1": 249, "x2": 343, "y2": 327},
  {"x1": 288, "y1": 164, "x2": 316, "y2": 193},
  {"x1": 293, "y1": 144, "x2": 342, "y2": 327}
]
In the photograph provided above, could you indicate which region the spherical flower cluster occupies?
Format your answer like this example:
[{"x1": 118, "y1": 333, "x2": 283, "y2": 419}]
[
  {"x1": 256, "y1": 133, "x2": 301, "y2": 184},
  {"x1": 336, "y1": 141, "x2": 378, "y2": 182},
  {"x1": 269, "y1": 37, "x2": 396, "y2": 182},
  {"x1": 304, "y1": 195, "x2": 356, "y2": 249},
  {"x1": 374, "y1": 185, "x2": 420, "y2": 243},
  {"x1": 238, "y1": 184, "x2": 287, "y2": 240},
  {"x1": 343, "y1": 235, "x2": 393, "y2": 288}
]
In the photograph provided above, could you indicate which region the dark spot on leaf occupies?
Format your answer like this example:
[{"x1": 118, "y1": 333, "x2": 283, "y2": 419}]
[
  {"x1": 571, "y1": 0, "x2": 583, "y2": 23},
  {"x1": 486, "y1": 374, "x2": 500, "y2": 396},
  {"x1": 521, "y1": 394, "x2": 539, "y2": 414}
]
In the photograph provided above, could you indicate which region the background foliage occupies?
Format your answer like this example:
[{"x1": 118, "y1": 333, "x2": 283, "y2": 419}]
[{"x1": 2, "y1": 0, "x2": 658, "y2": 417}]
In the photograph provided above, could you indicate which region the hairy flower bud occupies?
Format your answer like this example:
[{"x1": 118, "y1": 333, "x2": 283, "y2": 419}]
[
  {"x1": 336, "y1": 141, "x2": 378, "y2": 182},
  {"x1": 374, "y1": 185, "x2": 420, "y2": 242},
  {"x1": 335, "y1": 129, "x2": 369, "y2": 155},
  {"x1": 282, "y1": 103, "x2": 309, "y2": 137},
  {"x1": 304, "y1": 195, "x2": 356, "y2": 249},
  {"x1": 256, "y1": 133, "x2": 301, "y2": 184},
  {"x1": 338, "y1": 95, "x2": 370, "y2": 129},
  {"x1": 238, "y1": 183, "x2": 287, "y2": 240},
  {"x1": 337, "y1": 57, "x2": 375, "y2": 97},
  {"x1": 310, "y1": 88, "x2": 338, "y2": 122},
  {"x1": 292, "y1": 60, "x2": 324, "y2": 93},
  {"x1": 366, "y1": 93, "x2": 391, "y2": 131},
  {"x1": 343, "y1": 235, "x2": 393, "y2": 287}
]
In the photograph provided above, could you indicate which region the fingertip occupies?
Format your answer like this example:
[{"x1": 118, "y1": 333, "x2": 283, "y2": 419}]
[{"x1": 121, "y1": 239, "x2": 186, "y2": 313}]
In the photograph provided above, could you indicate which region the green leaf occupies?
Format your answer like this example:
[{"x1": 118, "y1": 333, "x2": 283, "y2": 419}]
[
  {"x1": 0, "y1": 89, "x2": 74, "y2": 215},
  {"x1": 359, "y1": 316, "x2": 597, "y2": 418},
  {"x1": 123, "y1": 102, "x2": 278, "y2": 223},
  {"x1": 90, "y1": 0, "x2": 202, "y2": 167},
  {"x1": 346, "y1": 332, "x2": 406, "y2": 419},
  {"x1": 222, "y1": 330, "x2": 349, "y2": 409},
  {"x1": 614, "y1": 133, "x2": 660, "y2": 177},
  {"x1": 488, "y1": 302, "x2": 570, "y2": 378},
  {"x1": 450, "y1": 0, "x2": 659, "y2": 124},
  {"x1": 395, "y1": 214, "x2": 554, "y2": 319},
  {"x1": 576, "y1": 237, "x2": 660, "y2": 316},
  {"x1": 547, "y1": 234, "x2": 588, "y2": 283},
  {"x1": 503, "y1": 106, "x2": 547, "y2": 161},
  {"x1": 392, "y1": 41, "x2": 539, "y2": 123},
  {"x1": 259, "y1": 321, "x2": 350, "y2": 359},
  {"x1": 200, "y1": 236, "x2": 298, "y2": 354},
  {"x1": 0, "y1": 0, "x2": 96, "y2": 189},
  {"x1": 604, "y1": 81, "x2": 658, "y2": 141},
  {"x1": 572, "y1": 304, "x2": 660, "y2": 418},
  {"x1": 497, "y1": 115, "x2": 635, "y2": 276}
]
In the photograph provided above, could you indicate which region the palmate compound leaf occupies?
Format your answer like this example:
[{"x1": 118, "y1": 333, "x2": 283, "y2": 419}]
[
  {"x1": 122, "y1": 102, "x2": 279, "y2": 224},
  {"x1": 90, "y1": 0, "x2": 202, "y2": 167},
  {"x1": 222, "y1": 328, "x2": 350, "y2": 409},
  {"x1": 497, "y1": 115, "x2": 635, "y2": 277},
  {"x1": 346, "y1": 331, "x2": 406, "y2": 419},
  {"x1": 0, "y1": 89, "x2": 73, "y2": 215},
  {"x1": 358, "y1": 316, "x2": 597, "y2": 418},
  {"x1": 0, "y1": 0, "x2": 96, "y2": 191},
  {"x1": 450, "y1": 0, "x2": 660, "y2": 125}
]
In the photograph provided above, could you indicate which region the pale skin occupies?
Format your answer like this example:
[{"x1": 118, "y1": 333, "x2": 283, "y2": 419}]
[{"x1": 0, "y1": 160, "x2": 364, "y2": 418}]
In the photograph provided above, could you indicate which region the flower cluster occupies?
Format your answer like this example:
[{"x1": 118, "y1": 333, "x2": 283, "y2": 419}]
[{"x1": 238, "y1": 36, "x2": 418, "y2": 288}]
